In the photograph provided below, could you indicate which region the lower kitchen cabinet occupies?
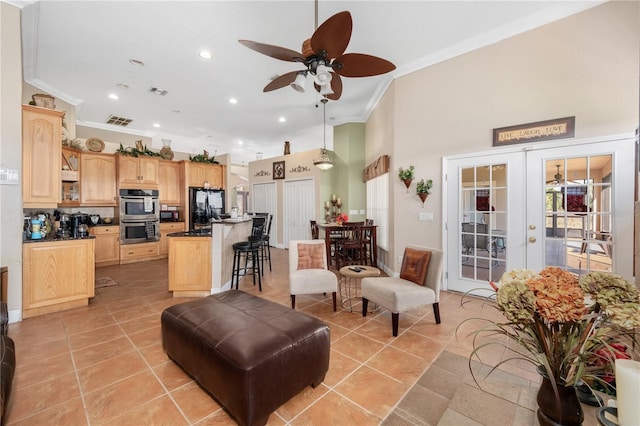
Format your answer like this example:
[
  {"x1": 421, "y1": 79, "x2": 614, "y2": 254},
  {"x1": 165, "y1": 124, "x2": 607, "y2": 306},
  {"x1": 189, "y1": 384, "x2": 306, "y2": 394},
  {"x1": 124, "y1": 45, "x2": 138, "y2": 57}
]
[
  {"x1": 89, "y1": 226, "x2": 120, "y2": 267},
  {"x1": 120, "y1": 241, "x2": 160, "y2": 264},
  {"x1": 159, "y1": 222, "x2": 186, "y2": 257},
  {"x1": 168, "y1": 236, "x2": 211, "y2": 297},
  {"x1": 22, "y1": 238, "x2": 95, "y2": 319}
]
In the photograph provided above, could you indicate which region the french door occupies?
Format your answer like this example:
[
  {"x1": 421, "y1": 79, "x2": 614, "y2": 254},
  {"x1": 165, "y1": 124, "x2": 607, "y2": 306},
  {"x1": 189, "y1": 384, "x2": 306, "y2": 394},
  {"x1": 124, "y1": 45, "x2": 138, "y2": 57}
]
[{"x1": 446, "y1": 136, "x2": 635, "y2": 295}]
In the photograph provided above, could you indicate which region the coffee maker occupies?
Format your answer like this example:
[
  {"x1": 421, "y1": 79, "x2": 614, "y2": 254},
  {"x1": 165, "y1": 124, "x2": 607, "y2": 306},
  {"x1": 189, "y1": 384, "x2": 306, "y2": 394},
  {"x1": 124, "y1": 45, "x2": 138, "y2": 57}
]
[
  {"x1": 58, "y1": 213, "x2": 71, "y2": 238},
  {"x1": 70, "y1": 213, "x2": 88, "y2": 238}
]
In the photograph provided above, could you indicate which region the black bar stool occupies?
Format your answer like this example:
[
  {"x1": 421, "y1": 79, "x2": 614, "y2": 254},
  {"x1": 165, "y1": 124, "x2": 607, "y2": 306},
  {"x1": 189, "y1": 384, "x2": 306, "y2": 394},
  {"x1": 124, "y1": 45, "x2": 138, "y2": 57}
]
[{"x1": 231, "y1": 218, "x2": 265, "y2": 291}]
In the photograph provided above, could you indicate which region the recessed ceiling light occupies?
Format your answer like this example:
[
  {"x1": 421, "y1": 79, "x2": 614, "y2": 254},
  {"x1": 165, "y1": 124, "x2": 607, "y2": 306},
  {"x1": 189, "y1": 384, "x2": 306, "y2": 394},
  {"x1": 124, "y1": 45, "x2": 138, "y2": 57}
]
[
  {"x1": 199, "y1": 50, "x2": 213, "y2": 60},
  {"x1": 129, "y1": 58, "x2": 145, "y2": 66},
  {"x1": 238, "y1": 140, "x2": 244, "y2": 145},
  {"x1": 108, "y1": 93, "x2": 119, "y2": 100},
  {"x1": 229, "y1": 98, "x2": 238, "y2": 104},
  {"x1": 153, "y1": 123, "x2": 160, "y2": 128},
  {"x1": 116, "y1": 83, "x2": 129, "y2": 89},
  {"x1": 279, "y1": 117, "x2": 286, "y2": 123}
]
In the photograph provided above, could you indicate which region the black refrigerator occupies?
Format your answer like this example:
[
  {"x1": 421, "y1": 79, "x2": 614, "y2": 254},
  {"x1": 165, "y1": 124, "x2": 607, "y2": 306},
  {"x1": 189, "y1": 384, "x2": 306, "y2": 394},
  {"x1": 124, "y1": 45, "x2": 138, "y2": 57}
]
[{"x1": 189, "y1": 187, "x2": 225, "y2": 230}]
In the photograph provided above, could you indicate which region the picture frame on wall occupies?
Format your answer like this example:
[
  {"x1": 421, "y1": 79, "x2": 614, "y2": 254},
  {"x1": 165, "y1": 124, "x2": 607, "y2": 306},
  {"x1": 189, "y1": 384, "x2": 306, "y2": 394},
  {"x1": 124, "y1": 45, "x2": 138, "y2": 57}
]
[{"x1": 273, "y1": 161, "x2": 285, "y2": 180}]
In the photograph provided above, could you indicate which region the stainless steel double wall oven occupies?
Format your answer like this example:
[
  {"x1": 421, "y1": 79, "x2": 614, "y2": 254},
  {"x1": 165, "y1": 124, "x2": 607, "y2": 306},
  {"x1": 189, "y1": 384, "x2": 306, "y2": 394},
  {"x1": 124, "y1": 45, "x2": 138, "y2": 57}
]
[{"x1": 119, "y1": 189, "x2": 160, "y2": 244}]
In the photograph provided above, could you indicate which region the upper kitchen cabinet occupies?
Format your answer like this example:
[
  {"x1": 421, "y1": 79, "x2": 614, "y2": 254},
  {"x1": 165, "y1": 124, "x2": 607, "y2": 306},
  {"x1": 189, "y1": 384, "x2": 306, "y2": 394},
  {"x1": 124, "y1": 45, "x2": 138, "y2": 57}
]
[
  {"x1": 81, "y1": 152, "x2": 117, "y2": 206},
  {"x1": 184, "y1": 162, "x2": 226, "y2": 189},
  {"x1": 22, "y1": 105, "x2": 65, "y2": 208},
  {"x1": 117, "y1": 155, "x2": 159, "y2": 189},
  {"x1": 60, "y1": 146, "x2": 81, "y2": 207},
  {"x1": 158, "y1": 160, "x2": 183, "y2": 205}
]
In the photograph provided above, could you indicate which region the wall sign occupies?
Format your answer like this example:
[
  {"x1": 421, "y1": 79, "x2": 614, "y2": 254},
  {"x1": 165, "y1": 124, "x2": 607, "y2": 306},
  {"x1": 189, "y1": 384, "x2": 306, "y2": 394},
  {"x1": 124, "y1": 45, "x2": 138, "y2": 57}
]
[
  {"x1": 254, "y1": 170, "x2": 271, "y2": 177},
  {"x1": 289, "y1": 165, "x2": 310, "y2": 174},
  {"x1": 273, "y1": 161, "x2": 285, "y2": 180},
  {"x1": 493, "y1": 116, "x2": 575, "y2": 146}
]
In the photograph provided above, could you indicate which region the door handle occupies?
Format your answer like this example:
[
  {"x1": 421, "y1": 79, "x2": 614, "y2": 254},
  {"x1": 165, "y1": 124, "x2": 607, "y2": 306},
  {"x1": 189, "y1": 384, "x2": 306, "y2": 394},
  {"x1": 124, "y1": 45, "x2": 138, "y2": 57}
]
[
  {"x1": 528, "y1": 236, "x2": 537, "y2": 244},
  {"x1": 529, "y1": 224, "x2": 536, "y2": 230}
]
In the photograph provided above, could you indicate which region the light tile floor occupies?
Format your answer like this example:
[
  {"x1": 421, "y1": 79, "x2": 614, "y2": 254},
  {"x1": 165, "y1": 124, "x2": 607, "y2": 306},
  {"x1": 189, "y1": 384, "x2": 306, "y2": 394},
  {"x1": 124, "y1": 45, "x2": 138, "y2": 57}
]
[{"x1": 6, "y1": 247, "x2": 538, "y2": 425}]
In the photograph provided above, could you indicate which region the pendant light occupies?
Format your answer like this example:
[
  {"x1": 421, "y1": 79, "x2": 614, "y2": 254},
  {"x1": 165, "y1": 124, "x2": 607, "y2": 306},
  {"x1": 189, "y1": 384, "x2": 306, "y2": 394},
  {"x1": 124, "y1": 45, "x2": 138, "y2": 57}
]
[{"x1": 313, "y1": 99, "x2": 334, "y2": 170}]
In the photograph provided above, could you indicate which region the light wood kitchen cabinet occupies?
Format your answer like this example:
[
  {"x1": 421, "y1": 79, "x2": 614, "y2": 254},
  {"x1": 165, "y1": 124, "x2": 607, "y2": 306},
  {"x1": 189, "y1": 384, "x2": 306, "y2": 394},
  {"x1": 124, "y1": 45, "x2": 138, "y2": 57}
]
[
  {"x1": 81, "y1": 153, "x2": 117, "y2": 206},
  {"x1": 159, "y1": 222, "x2": 186, "y2": 257},
  {"x1": 184, "y1": 162, "x2": 225, "y2": 189},
  {"x1": 22, "y1": 238, "x2": 95, "y2": 319},
  {"x1": 117, "y1": 155, "x2": 159, "y2": 189},
  {"x1": 89, "y1": 226, "x2": 120, "y2": 267},
  {"x1": 22, "y1": 105, "x2": 65, "y2": 208},
  {"x1": 60, "y1": 146, "x2": 81, "y2": 207},
  {"x1": 158, "y1": 160, "x2": 183, "y2": 205},
  {"x1": 120, "y1": 241, "x2": 160, "y2": 264},
  {"x1": 168, "y1": 236, "x2": 211, "y2": 297}
]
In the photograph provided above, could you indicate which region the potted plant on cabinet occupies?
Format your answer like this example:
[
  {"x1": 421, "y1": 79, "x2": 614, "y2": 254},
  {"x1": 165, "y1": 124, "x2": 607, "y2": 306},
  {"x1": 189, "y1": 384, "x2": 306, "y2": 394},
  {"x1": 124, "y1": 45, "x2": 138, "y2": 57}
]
[
  {"x1": 416, "y1": 178, "x2": 432, "y2": 204},
  {"x1": 398, "y1": 166, "x2": 415, "y2": 192}
]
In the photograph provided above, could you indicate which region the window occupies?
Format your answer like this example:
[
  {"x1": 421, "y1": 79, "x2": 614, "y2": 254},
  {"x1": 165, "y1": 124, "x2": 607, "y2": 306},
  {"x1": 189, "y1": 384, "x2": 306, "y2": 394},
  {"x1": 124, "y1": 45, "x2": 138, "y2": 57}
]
[{"x1": 366, "y1": 173, "x2": 389, "y2": 250}]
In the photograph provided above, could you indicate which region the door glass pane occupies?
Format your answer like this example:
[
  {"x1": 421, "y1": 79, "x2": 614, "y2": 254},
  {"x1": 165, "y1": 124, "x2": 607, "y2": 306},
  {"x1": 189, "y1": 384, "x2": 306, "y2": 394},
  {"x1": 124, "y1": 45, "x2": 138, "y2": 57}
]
[
  {"x1": 543, "y1": 155, "x2": 613, "y2": 275},
  {"x1": 459, "y1": 163, "x2": 507, "y2": 283}
]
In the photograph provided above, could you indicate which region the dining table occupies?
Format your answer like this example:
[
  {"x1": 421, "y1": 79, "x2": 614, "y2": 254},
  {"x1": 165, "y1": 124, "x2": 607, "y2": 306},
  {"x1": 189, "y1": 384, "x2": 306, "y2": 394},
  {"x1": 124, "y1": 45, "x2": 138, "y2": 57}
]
[{"x1": 317, "y1": 223, "x2": 378, "y2": 268}]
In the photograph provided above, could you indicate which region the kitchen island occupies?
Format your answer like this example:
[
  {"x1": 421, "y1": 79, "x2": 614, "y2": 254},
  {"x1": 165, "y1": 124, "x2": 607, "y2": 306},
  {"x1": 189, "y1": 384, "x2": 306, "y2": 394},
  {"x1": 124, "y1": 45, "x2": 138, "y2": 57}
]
[{"x1": 167, "y1": 218, "x2": 253, "y2": 297}]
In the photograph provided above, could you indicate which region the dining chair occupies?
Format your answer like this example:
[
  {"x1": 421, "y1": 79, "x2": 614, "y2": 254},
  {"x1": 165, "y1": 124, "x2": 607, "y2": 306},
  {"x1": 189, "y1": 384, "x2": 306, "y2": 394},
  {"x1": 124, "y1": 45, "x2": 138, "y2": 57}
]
[
  {"x1": 310, "y1": 220, "x2": 319, "y2": 239},
  {"x1": 362, "y1": 245, "x2": 444, "y2": 336},
  {"x1": 334, "y1": 224, "x2": 366, "y2": 269}
]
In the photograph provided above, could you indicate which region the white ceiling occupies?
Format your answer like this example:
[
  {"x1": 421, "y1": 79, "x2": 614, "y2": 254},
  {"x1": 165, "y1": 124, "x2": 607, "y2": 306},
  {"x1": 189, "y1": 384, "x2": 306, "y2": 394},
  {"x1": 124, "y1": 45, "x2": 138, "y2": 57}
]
[{"x1": 16, "y1": 1, "x2": 602, "y2": 165}]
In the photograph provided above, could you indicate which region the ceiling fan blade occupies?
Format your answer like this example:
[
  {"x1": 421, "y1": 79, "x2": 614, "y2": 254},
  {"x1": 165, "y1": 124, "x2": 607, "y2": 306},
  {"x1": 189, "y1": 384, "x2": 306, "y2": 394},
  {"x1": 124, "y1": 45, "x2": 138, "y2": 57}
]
[
  {"x1": 335, "y1": 53, "x2": 396, "y2": 77},
  {"x1": 263, "y1": 71, "x2": 300, "y2": 92},
  {"x1": 310, "y1": 11, "x2": 352, "y2": 59},
  {"x1": 315, "y1": 73, "x2": 343, "y2": 100},
  {"x1": 238, "y1": 40, "x2": 304, "y2": 62}
]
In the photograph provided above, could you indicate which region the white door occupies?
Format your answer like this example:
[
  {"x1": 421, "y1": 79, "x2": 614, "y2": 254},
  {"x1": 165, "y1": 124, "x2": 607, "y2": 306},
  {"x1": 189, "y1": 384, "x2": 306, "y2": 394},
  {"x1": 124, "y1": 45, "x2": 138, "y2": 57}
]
[
  {"x1": 446, "y1": 136, "x2": 636, "y2": 295},
  {"x1": 252, "y1": 182, "x2": 277, "y2": 247},
  {"x1": 283, "y1": 178, "x2": 315, "y2": 248}
]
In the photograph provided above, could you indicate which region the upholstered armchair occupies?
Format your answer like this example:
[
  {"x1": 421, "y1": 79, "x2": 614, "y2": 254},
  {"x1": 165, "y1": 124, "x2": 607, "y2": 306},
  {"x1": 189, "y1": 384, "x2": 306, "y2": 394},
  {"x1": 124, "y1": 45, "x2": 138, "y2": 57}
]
[
  {"x1": 361, "y1": 245, "x2": 444, "y2": 336},
  {"x1": 289, "y1": 240, "x2": 338, "y2": 311}
]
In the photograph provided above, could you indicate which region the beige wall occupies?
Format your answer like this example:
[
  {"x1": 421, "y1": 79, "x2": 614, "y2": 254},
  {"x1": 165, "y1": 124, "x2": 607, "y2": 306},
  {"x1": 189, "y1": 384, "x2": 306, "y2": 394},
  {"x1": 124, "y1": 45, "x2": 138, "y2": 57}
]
[
  {"x1": 367, "y1": 1, "x2": 640, "y2": 273},
  {"x1": 1, "y1": 3, "x2": 24, "y2": 316}
]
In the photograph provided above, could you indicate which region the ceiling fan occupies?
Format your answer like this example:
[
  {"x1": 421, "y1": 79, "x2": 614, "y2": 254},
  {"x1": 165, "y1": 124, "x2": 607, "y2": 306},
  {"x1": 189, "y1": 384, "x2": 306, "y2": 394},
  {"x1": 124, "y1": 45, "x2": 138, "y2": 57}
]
[
  {"x1": 238, "y1": 4, "x2": 395, "y2": 101},
  {"x1": 547, "y1": 164, "x2": 563, "y2": 184}
]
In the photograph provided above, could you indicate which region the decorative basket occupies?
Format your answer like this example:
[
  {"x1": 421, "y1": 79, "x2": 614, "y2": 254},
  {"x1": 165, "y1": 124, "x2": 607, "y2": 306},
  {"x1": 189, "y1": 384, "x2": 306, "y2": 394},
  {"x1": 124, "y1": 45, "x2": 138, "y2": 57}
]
[{"x1": 32, "y1": 93, "x2": 56, "y2": 109}]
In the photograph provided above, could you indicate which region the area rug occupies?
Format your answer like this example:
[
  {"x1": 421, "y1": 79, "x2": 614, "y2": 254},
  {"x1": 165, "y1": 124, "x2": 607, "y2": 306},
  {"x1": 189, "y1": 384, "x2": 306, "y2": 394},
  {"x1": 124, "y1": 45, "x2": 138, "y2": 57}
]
[{"x1": 95, "y1": 276, "x2": 119, "y2": 289}]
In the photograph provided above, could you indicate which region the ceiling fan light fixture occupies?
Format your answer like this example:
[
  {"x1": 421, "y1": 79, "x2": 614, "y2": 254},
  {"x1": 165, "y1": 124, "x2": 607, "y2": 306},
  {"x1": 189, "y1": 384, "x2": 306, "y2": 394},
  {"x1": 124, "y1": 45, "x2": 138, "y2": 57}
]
[
  {"x1": 291, "y1": 72, "x2": 306, "y2": 92},
  {"x1": 314, "y1": 65, "x2": 332, "y2": 87}
]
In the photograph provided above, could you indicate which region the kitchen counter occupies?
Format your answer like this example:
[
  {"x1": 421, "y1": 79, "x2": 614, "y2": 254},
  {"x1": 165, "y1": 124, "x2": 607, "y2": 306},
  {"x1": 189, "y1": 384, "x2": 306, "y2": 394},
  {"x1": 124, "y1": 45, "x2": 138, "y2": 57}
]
[
  {"x1": 23, "y1": 235, "x2": 96, "y2": 244},
  {"x1": 167, "y1": 230, "x2": 211, "y2": 237}
]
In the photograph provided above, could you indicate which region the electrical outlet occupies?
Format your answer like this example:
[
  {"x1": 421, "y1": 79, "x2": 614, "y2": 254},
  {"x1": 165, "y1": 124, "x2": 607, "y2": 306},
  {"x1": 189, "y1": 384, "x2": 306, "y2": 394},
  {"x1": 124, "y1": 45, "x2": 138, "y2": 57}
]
[
  {"x1": 419, "y1": 212, "x2": 434, "y2": 221},
  {"x1": 398, "y1": 255, "x2": 403, "y2": 264}
]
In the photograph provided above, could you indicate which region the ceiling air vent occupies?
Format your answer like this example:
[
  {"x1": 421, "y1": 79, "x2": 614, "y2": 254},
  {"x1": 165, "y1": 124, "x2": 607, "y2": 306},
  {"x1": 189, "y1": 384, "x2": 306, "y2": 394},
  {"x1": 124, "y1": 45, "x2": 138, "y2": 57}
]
[
  {"x1": 149, "y1": 87, "x2": 168, "y2": 96},
  {"x1": 106, "y1": 115, "x2": 133, "y2": 127}
]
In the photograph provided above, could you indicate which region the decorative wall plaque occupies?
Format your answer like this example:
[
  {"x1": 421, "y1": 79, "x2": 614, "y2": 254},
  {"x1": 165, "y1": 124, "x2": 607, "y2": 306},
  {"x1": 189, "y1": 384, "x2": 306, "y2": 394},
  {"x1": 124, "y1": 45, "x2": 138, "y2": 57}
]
[
  {"x1": 493, "y1": 116, "x2": 575, "y2": 146},
  {"x1": 254, "y1": 170, "x2": 271, "y2": 177},
  {"x1": 273, "y1": 161, "x2": 285, "y2": 180}
]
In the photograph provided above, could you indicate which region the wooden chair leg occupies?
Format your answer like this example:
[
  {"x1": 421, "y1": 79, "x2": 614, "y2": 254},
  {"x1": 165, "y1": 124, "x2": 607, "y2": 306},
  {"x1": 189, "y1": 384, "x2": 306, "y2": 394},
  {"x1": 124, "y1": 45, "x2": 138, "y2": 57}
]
[
  {"x1": 392, "y1": 313, "x2": 399, "y2": 336},
  {"x1": 433, "y1": 303, "x2": 441, "y2": 324},
  {"x1": 332, "y1": 292, "x2": 337, "y2": 312},
  {"x1": 291, "y1": 294, "x2": 296, "y2": 309},
  {"x1": 362, "y1": 298, "x2": 369, "y2": 317}
]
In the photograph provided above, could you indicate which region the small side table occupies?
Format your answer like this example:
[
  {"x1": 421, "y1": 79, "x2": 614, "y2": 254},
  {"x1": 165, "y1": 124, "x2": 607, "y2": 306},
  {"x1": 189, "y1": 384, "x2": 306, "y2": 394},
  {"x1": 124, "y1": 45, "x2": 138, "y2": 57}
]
[{"x1": 339, "y1": 265, "x2": 381, "y2": 313}]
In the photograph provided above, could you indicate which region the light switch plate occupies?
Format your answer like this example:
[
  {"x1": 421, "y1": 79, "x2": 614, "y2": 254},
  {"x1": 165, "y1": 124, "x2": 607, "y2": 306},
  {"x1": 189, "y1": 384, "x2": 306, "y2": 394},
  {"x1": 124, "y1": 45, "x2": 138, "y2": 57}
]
[
  {"x1": 0, "y1": 166, "x2": 19, "y2": 185},
  {"x1": 419, "y1": 212, "x2": 434, "y2": 221}
]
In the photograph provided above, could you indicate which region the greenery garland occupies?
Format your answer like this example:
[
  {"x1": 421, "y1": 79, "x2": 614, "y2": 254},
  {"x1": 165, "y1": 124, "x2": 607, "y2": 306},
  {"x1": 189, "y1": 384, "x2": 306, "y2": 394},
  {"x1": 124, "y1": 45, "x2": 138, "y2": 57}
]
[{"x1": 115, "y1": 143, "x2": 162, "y2": 157}]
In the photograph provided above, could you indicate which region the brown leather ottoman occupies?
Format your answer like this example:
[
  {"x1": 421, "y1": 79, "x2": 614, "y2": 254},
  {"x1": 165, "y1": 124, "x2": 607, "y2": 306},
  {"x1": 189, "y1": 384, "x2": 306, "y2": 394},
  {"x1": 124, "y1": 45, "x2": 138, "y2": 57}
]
[{"x1": 161, "y1": 290, "x2": 330, "y2": 426}]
